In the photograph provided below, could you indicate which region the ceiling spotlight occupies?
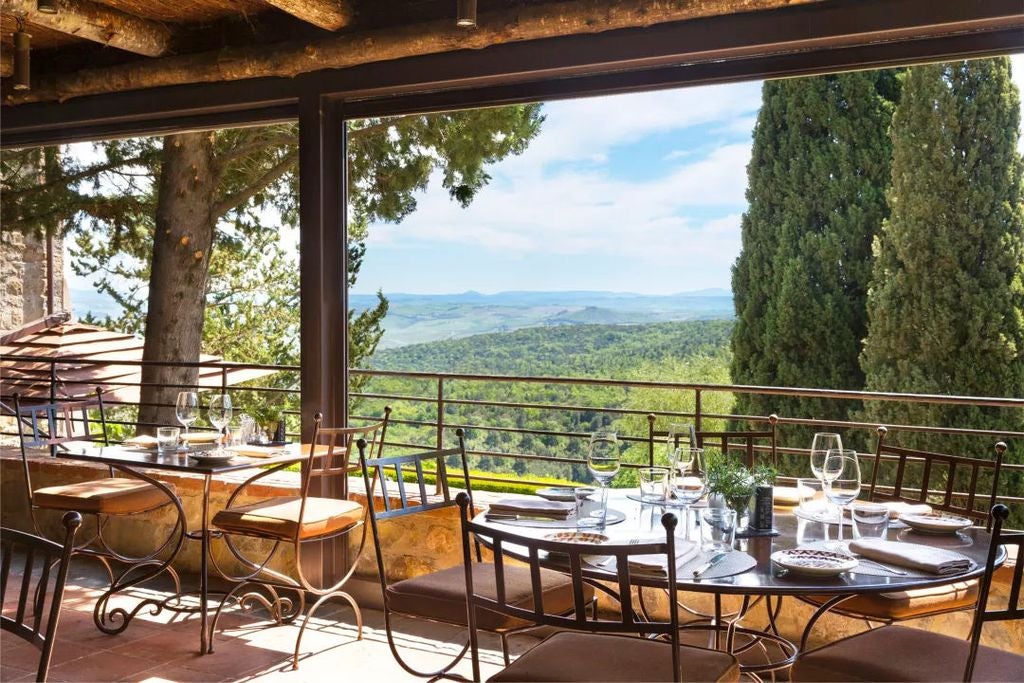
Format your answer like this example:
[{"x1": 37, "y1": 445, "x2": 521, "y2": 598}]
[
  {"x1": 456, "y1": 0, "x2": 476, "y2": 28},
  {"x1": 13, "y1": 27, "x2": 31, "y2": 91},
  {"x1": 37, "y1": 0, "x2": 59, "y2": 14}
]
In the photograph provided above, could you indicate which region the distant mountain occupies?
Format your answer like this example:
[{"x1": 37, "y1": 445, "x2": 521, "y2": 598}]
[{"x1": 351, "y1": 289, "x2": 734, "y2": 348}]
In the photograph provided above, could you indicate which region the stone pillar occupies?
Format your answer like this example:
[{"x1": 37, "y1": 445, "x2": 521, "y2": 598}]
[{"x1": 0, "y1": 230, "x2": 66, "y2": 333}]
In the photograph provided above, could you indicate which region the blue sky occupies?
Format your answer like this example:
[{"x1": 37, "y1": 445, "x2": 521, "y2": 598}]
[{"x1": 67, "y1": 56, "x2": 1024, "y2": 311}]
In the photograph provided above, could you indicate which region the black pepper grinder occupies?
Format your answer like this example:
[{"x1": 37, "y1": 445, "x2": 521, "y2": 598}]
[
  {"x1": 752, "y1": 485, "x2": 774, "y2": 531},
  {"x1": 274, "y1": 417, "x2": 286, "y2": 444}
]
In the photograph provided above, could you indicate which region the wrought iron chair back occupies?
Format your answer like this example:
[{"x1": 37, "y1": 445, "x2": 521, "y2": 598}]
[
  {"x1": 651, "y1": 415, "x2": 778, "y2": 470},
  {"x1": 457, "y1": 494, "x2": 683, "y2": 682},
  {"x1": 867, "y1": 426, "x2": 1005, "y2": 527},
  {"x1": 1, "y1": 511, "x2": 82, "y2": 683},
  {"x1": 967, "y1": 503, "x2": 1022, "y2": 680},
  {"x1": 13, "y1": 389, "x2": 113, "y2": 506}
]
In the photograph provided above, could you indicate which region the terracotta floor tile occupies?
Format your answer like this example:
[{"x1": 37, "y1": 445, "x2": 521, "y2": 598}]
[{"x1": 48, "y1": 650, "x2": 156, "y2": 681}]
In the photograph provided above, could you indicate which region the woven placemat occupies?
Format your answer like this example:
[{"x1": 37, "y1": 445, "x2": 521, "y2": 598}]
[{"x1": 679, "y1": 550, "x2": 757, "y2": 580}]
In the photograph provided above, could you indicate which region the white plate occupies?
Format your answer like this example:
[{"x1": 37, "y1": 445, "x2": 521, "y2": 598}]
[
  {"x1": 536, "y1": 487, "x2": 591, "y2": 502},
  {"x1": 771, "y1": 548, "x2": 858, "y2": 577},
  {"x1": 188, "y1": 452, "x2": 235, "y2": 465},
  {"x1": 900, "y1": 512, "x2": 973, "y2": 535},
  {"x1": 544, "y1": 531, "x2": 610, "y2": 566}
]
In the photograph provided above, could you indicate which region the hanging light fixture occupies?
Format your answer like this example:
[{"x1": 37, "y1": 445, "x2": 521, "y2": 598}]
[
  {"x1": 13, "y1": 19, "x2": 31, "y2": 91},
  {"x1": 456, "y1": 0, "x2": 476, "y2": 28},
  {"x1": 37, "y1": 0, "x2": 59, "y2": 14}
]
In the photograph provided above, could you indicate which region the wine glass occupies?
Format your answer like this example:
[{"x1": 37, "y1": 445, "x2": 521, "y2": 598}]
[
  {"x1": 666, "y1": 423, "x2": 694, "y2": 464},
  {"x1": 587, "y1": 431, "x2": 620, "y2": 527},
  {"x1": 175, "y1": 391, "x2": 199, "y2": 451},
  {"x1": 208, "y1": 394, "x2": 233, "y2": 453},
  {"x1": 823, "y1": 449, "x2": 861, "y2": 551},
  {"x1": 669, "y1": 447, "x2": 706, "y2": 537},
  {"x1": 810, "y1": 433, "x2": 843, "y2": 482}
]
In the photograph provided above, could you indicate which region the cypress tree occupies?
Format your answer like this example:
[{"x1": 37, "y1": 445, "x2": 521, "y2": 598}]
[
  {"x1": 860, "y1": 58, "x2": 1024, "y2": 454},
  {"x1": 731, "y1": 71, "x2": 899, "y2": 452}
]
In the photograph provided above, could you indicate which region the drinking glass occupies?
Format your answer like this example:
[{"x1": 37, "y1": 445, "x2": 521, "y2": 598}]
[
  {"x1": 587, "y1": 430, "x2": 620, "y2": 528},
  {"x1": 700, "y1": 508, "x2": 736, "y2": 552},
  {"x1": 823, "y1": 449, "x2": 861, "y2": 550},
  {"x1": 852, "y1": 502, "x2": 889, "y2": 539},
  {"x1": 638, "y1": 467, "x2": 669, "y2": 503},
  {"x1": 175, "y1": 391, "x2": 199, "y2": 450},
  {"x1": 810, "y1": 432, "x2": 843, "y2": 482},
  {"x1": 208, "y1": 394, "x2": 233, "y2": 453},
  {"x1": 670, "y1": 448, "x2": 706, "y2": 535},
  {"x1": 156, "y1": 426, "x2": 180, "y2": 453}
]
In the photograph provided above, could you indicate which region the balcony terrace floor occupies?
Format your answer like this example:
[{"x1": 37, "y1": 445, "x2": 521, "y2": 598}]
[{"x1": 1, "y1": 562, "x2": 512, "y2": 682}]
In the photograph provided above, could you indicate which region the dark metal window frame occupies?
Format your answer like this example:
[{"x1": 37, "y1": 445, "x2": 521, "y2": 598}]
[{"x1": 2, "y1": 0, "x2": 1021, "y2": 583}]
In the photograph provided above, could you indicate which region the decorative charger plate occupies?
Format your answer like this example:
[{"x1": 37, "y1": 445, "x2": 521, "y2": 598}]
[
  {"x1": 771, "y1": 548, "x2": 858, "y2": 577},
  {"x1": 536, "y1": 487, "x2": 591, "y2": 502},
  {"x1": 900, "y1": 512, "x2": 973, "y2": 535}
]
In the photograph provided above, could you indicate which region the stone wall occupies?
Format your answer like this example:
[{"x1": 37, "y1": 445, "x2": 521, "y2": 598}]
[{"x1": 0, "y1": 230, "x2": 67, "y2": 332}]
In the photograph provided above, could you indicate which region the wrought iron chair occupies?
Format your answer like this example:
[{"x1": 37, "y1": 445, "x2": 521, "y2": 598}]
[
  {"x1": 694, "y1": 415, "x2": 779, "y2": 469},
  {"x1": 358, "y1": 430, "x2": 589, "y2": 680},
  {"x1": 209, "y1": 409, "x2": 390, "y2": 669},
  {"x1": 1, "y1": 511, "x2": 83, "y2": 683},
  {"x1": 12, "y1": 390, "x2": 181, "y2": 588},
  {"x1": 803, "y1": 429, "x2": 1007, "y2": 624},
  {"x1": 458, "y1": 495, "x2": 740, "y2": 682},
  {"x1": 793, "y1": 503, "x2": 1023, "y2": 682}
]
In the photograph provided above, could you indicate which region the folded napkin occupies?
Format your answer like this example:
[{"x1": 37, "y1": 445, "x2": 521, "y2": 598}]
[
  {"x1": 880, "y1": 501, "x2": 933, "y2": 520},
  {"x1": 849, "y1": 539, "x2": 972, "y2": 575},
  {"x1": 487, "y1": 499, "x2": 574, "y2": 519},
  {"x1": 627, "y1": 539, "x2": 700, "y2": 576},
  {"x1": 227, "y1": 445, "x2": 285, "y2": 458},
  {"x1": 181, "y1": 431, "x2": 221, "y2": 443},
  {"x1": 123, "y1": 435, "x2": 158, "y2": 447}
]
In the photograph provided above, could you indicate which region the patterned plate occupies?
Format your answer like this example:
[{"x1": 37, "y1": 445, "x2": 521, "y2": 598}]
[
  {"x1": 544, "y1": 531, "x2": 609, "y2": 544},
  {"x1": 771, "y1": 548, "x2": 858, "y2": 577},
  {"x1": 900, "y1": 512, "x2": 973, "y2": 535},
  {"x1": 188, "y1": 452, "x2": 235, "y2": 465}
]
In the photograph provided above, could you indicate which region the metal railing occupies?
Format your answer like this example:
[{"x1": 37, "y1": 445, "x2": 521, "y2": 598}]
[{"x1": 2, "y1": 353, "x2": 1022, "y2": 508}]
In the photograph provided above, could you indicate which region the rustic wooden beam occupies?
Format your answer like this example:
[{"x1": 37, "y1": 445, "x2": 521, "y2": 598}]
[
  {"x1": 1, "y1": 0, "x2": 172, "y2": 57},
  {"x1": 262, "y1": 0, "x2": 353, "y2": 31},
  {"x1": 0, "y1": 51, "x2": 11, "y2": 78},
  {"x1": 7, "y1": 0, "x2": 813, "y2": 103}
]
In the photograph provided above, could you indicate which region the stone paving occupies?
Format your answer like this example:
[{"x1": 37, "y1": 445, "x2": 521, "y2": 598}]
[{"x1": 1, "y1": 562, "x2": 513, "y2": 682}]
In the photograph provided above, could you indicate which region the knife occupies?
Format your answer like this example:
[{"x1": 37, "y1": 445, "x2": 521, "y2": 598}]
[
  {"x1": 485, "y1": 513, "x2": 566, "y2": 522},
  {"x1": 692, "y1": 552, "x2": 728, "y2": 578}
]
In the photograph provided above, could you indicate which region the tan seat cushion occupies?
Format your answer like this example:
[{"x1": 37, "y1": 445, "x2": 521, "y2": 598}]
[
  {"x1": 488, "y1": 631, "x2": 740, "y2": 682},
  {"x1": 803, "y1": 580, "x2": 978, "y2": 620},
  {"x1": 792, "y1": 624, "x2": 1024, "y2": 682},
  {"x1": 212, "y1": 497, "x2": 363, "y2": 540},
  {"x1": 386, "y1": 563, "x2": 592, "y2": 632},
  {"x1": 33, "y1": 478, "x2": 175, "y2": 515}
]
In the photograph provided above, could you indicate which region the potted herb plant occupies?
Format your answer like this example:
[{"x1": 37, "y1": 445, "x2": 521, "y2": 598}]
[{"x1": 706, "y1": 458, "x2": 775, "y2": 524}]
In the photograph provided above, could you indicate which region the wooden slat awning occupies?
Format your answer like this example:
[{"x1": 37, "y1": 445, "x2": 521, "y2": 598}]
[{"x1": 0, "y1": 317, "x2": 279, "y2": 404}]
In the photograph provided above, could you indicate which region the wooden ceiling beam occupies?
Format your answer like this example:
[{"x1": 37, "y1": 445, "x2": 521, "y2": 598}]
[
  {"x1": 7, "y1": 0, "x2": 815, "y2": 103},
  {"x1": 261, "y1": 0, "x2": 353, "y2": 31},
  {"x1": 1, "y1": 0, "x2": 172, "y2": 57}
]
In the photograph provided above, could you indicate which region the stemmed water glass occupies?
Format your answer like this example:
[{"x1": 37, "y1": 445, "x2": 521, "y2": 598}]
[
  {"x1": 810, "y1": 432, "x2": 843, "y2": 482},
  {"x1": 669, "y1": 447, "x2": 706, "y2": 537},
  {"x1": 822, "y1": 449, "x2": 861, "y2": 551},
  {"x1": 175, "y1": 391, "x2": 199, "y2": 451},
  {"x1": 666, "y1": 423, "x2": 694, "y2": 463},
  {"x1": 586, "y1": 430, "x2": 620, "y2": 528},
  {"x1": 208, "y1": 394, "x2": 233, "y2": 453}
]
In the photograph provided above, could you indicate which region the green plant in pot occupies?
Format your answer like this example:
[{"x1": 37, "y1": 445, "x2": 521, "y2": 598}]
[{"x1": 706, "y1": 458, "x2": 775, "y2": 521}]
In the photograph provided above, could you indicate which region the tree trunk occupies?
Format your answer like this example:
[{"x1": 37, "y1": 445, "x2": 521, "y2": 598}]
[{"x1": 137, "y1": 132, "x2": 216, "y2": 434}]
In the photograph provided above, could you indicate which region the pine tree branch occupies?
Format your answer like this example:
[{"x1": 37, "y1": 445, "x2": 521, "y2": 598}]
[{"x1": 212, "y1": 150, "x2": 298, "y2": 217}]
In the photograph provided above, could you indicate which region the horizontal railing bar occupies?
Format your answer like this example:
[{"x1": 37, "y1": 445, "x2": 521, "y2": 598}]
[
  {"x1": 1, "y1": 353, "x2": 298, "y2": 372},
  {"x1": 350, "y1": 368, "x2": 1024, "y2": 409}
]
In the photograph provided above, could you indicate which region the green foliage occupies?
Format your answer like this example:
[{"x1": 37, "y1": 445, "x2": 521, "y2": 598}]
[
  {"x1": 860, "y1": 58, "x2": 1024, "y2": 458},
  {"x1": 355, "y1": 320, "x2": 736, "y2": 488},
  {"x1": 731, "y1": 71, "x2": 900, "y2": 442},
  {"x1": 706, "y1": 457, "x2": 775, "y2": 509}
]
